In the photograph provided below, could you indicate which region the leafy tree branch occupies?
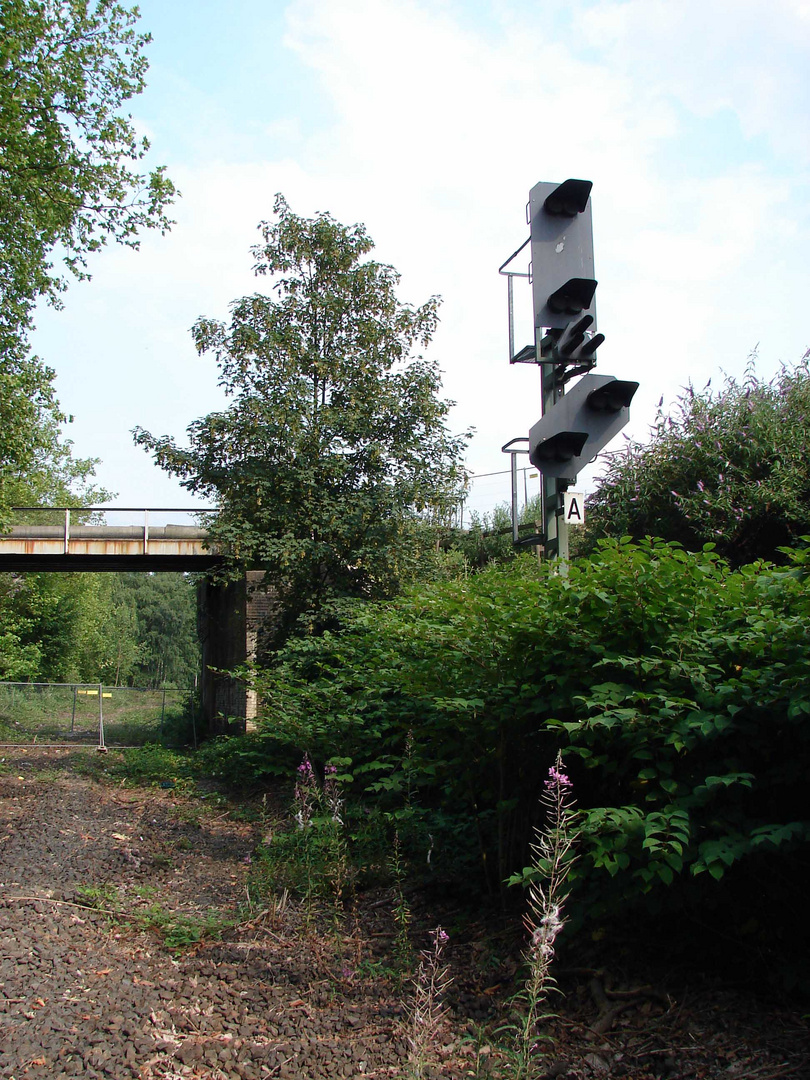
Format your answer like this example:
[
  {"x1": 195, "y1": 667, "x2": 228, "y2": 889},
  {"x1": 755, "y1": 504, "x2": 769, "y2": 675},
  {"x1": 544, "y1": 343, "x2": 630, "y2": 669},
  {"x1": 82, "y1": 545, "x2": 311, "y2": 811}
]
[{"x1": 0, "y1": 0, "x2": 177, "y2": 354}]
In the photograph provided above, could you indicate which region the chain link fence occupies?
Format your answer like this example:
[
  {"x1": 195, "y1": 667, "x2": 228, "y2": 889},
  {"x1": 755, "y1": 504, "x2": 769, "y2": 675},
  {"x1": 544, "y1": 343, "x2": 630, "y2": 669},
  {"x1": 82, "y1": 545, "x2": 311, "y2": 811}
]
[{"x1": 0, "y1": 682, "x2": 197, "y2": 749}]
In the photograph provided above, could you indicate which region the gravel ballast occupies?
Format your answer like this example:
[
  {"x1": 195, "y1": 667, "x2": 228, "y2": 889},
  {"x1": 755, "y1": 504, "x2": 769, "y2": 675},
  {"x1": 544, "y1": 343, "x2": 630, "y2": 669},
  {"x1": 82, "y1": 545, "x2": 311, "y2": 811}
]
[{"x1": 1, "y1": 746, "x2": 808, "y2": 1080}]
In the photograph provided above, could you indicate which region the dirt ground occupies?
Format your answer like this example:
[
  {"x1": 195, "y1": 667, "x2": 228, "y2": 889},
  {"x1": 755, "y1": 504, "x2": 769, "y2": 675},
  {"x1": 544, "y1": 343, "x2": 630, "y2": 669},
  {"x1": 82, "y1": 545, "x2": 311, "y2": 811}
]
[{"x1": 0, "y1": 746, "x2": 808, "y2": 1080}]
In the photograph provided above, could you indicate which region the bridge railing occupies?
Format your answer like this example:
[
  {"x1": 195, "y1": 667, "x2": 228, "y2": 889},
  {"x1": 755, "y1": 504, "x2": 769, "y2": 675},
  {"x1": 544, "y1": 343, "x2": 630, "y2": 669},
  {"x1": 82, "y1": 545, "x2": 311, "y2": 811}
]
[{"x1": 6, "y1": 506, "x2": 218, "y2": 541}]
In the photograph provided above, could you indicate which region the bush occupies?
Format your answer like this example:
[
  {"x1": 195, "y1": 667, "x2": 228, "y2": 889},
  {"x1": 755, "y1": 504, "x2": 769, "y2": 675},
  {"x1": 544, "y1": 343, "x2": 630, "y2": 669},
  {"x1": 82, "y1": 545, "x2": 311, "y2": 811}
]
[
  {"x1": 582, "y1": 358, "x2": 810, "y2": 564},
  {"x1": 210, "y1": 540, "x2": 810, "y2": 929}
]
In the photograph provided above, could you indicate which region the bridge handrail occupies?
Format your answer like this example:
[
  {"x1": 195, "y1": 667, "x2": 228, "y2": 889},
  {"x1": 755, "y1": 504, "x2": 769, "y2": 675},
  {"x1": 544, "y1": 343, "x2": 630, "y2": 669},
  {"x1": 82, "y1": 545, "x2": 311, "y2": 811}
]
[
  {"x1": 5, "y1": 507, "x2": 218, "y2": 556},
  {"x1": 10, "y1": 506, "x2": 218, "y2": 512},
  {"x1": 9, "y1": 524, "x2": 208, "y2": 537}
]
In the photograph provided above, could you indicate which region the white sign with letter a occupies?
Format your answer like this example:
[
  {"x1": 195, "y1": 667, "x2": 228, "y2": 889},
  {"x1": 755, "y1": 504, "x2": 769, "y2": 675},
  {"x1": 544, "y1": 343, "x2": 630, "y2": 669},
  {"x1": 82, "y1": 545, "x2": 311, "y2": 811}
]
[{"x1": 563, "y1": 491, "x2": 585, "y2": 526}]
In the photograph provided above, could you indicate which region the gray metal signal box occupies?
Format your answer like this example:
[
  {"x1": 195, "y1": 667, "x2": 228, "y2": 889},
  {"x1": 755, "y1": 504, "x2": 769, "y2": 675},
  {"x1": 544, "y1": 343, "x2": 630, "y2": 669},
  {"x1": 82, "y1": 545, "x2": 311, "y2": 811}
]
[
  {"x1": 528, "y1": 374, "x2": 635, "y2": 480},
  {"x1": 529, "y1": 180, "x2": 597, "y2": 333}
]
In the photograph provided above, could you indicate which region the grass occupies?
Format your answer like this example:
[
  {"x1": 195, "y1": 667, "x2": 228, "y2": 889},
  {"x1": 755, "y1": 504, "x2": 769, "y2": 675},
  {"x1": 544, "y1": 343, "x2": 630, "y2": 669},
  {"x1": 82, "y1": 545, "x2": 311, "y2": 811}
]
[
  {"x1": 75, "y1": 883, "x2": 120, "y2": 910},
  {"x1": 135, "y1": 904, "x2": 234, "y2": 952},
  {"x1": 132, "y1": 884, "x2": 158, "y2": 900},
  {"x1": 31, "y1": 767, "x2": 63, "y2": 782},
  {"x1": 76, "y1": 743, "x2": 198, "y2": 785},
  {"x1": 74, "y1": 883, "x2": 234, "y2": 953},
  {"x1": 0, "y1": 684, "x2": 196, "y2": 747}
]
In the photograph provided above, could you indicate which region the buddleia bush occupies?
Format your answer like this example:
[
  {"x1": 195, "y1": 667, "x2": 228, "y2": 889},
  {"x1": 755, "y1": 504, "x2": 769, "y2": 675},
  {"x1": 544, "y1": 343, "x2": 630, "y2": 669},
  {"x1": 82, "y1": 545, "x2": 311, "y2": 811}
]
[{"x1": 583, "y1": 357, "x2": 810, "y2": 565}]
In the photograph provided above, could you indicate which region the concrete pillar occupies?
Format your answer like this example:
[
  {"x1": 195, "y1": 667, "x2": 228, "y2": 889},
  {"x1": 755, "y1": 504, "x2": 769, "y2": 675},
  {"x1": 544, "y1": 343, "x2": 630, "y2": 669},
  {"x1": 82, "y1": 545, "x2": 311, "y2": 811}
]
[
  {"x1": 198, "y1": 571, "x2": 278, "y2": 736},
  {"x1": 198, "y1": 576, "x2": 248, "y2": 736}
]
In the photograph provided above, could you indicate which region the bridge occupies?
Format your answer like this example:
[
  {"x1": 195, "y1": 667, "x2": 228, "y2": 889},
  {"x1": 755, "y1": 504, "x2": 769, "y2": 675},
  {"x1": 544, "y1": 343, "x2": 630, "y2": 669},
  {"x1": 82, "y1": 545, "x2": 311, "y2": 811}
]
[
  {"x1": 0, "y1": 513, "x2": 220, "y2": 572},
  {"x1": 0, "y1": 508, "x2": 268, "y2": 734}
]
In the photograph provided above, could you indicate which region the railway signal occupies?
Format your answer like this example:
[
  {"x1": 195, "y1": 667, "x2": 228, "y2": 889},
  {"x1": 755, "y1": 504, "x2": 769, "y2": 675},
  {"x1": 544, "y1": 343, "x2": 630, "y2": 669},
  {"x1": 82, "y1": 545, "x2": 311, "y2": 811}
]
[
  {"x1": 529, "y1": 374, "x2": 639, "y2": 479},
  {"x1": 501, "y1": 178, "x2": 639, "y2": 563}
]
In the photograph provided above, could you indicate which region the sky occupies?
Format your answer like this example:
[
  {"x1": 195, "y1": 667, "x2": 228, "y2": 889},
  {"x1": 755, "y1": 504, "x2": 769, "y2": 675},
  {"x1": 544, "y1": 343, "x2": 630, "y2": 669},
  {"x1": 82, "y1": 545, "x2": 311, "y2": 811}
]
[{"x1": 30, "y1": 0, "x2": 810, "y2": 519}]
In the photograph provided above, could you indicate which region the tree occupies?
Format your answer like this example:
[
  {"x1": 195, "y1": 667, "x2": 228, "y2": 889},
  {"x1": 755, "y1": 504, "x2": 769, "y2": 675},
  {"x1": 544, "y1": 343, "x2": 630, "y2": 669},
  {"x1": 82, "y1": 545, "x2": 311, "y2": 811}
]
[
  {"x1": 0, "y1": 344, "x2": 112, "y2": 683},
  {"x1": 0, "y1": 350, "x2": 110, "y2": 522},
  {"x1": 0, "y1": 571, "x2": 199, "y2": 686},
  {"x1": 0, "y1": 1, "x2": 178, "y2": 682},
  {"x1": 448, "y1": 495, "x2": 544, "y2": 570},
  {"x1": 135, "y1": 194, "x2": 468, "y2": 647},
  {"x1": 0, "y1": 0, "x2": 176, "y2": 355},
  {"x1": 116, "y1": 572, "x2": 199, "y2": 688},
  {"x1": 0, "y1": 344, "x2": 116, "y2": 681},
  {"x1": 582, "y1": 357, "x2": 810, "y2": 565}
]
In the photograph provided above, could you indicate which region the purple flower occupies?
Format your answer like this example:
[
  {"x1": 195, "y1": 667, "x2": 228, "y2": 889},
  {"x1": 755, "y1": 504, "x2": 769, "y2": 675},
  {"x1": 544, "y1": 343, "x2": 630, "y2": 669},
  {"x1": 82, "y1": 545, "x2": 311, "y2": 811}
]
[
  {"x1": 297, "y1": 755, "x2": 314, "y2": 778},
  {"x1": 545, "y1": 765, "x2": 571, "y2": 790},
  {"x1": 294, "y1": 754, "x2": 317, "y2": 829}
]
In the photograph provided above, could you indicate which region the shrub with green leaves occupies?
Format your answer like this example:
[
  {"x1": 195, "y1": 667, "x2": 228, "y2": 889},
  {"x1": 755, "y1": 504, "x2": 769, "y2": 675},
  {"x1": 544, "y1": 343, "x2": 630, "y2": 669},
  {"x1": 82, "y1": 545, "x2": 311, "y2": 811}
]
[{"x1": 231, "y1": 539, "x2": 810, "y2": 922}]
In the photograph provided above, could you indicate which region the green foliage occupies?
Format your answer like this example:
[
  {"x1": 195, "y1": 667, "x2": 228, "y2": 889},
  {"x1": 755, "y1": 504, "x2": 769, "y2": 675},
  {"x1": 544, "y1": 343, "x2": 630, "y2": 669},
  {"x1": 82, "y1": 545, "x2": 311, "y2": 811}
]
[
  {"x1": 557, "y1": 539, "x2": 810, "y2": 906},
  {"x1": 10, "y1": 571, "x2": 132, "y2": 683},
  {"x1": 388, "y1": 830, "x2": 415, "y2": 977},
  {"x1": 250, "y1": 761, "x2": 352, "y2": 924},
  {"x1": 113, "y1": 743, "x2": 195, "y2": 785},
  {"x1": 194, "y1": 732, "x2": 297, "y2": 787},
  {"x1": 252, "y1": 822, "x2": 344, "y2": 910},
  {"x1": 0, "y1": 343, "x2": 111, "y2": 688},
  {"x1": 75, "y1": 882, "x2": 232, "y2": 952},
  {"x1": 584, "y1": 357, "x2": 810, "y2": 564},
  {"x1": 135, "y1": 905, "x2": 232, "y2": 953},
  {"x1": 0, "y1": 0, "x2": 176, "y2": 355},
  {"x1": 76, "y1": 883, "x2": 119, "y2": 910},
  {"x1": 0, "y1": 572, "x2": 50, "y2": 678},
  {"x1": 0, "y1": 350, "x2": 110, "y2": 524},
  {"x1": 448, "y1": 495, "x2": 544, "y2": 570},
  {"x1": 135, "y1": 194, "x2": 468, "y2": 648},
  {"x1": 113, "y1": 573, "x2": 200, "y2": 688},
  {"x1": 216, "y1": 539, "x2": 810, "y2": 921},
  {"x1": 0, "y1": 2, "x2": 178, "y2": 681},
  {"x1": 0, "y1": 571, "x2": 199, "y2": 688}
]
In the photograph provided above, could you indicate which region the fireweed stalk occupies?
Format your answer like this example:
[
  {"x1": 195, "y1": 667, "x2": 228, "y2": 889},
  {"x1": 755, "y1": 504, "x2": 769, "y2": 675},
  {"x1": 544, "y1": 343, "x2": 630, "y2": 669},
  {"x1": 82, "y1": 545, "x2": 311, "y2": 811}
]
[
  {"x1": 323, "y1": 762, "x2": 343, "y2": 825},
  {"x1": 292, "y1": 755, "x2": 351, "y2": 921},
  {"x1": 407, "y1": 926, "x2": 452, "y2": 1080},
  {"x1": 292, "y1": 754, "x2": 319, "y2": 918},
  {"x1": 294, "y1": 754, "x2": 317, "y2": 831},
  {"x1": 322, "y1": 762, "x2": 350, "y2": 917},
  {"x1": 513, "y1": 753, "x2": 579, "y2": 1078},
  {"x1": 389, "y1": 830, "x2": 413, "y2": 979}
]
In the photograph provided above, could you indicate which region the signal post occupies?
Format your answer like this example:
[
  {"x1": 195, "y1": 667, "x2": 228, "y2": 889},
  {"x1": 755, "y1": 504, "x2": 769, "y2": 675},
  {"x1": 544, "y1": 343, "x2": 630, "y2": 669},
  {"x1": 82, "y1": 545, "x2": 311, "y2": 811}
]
[{"x1": 500, "y1": 179, "x2": 638, "y2": 566}]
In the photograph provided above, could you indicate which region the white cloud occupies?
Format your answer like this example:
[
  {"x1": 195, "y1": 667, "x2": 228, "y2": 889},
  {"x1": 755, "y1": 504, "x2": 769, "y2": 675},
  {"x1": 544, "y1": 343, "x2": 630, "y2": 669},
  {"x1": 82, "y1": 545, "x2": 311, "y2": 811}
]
[
  {"x1": 276, "y1": 0, "x2": 808, "y2": 483},
  {"x1": 579, "y1": 0, "x2": 810, "y2": 160},
  {"x1": 30, "y1": 0, "x2": 810, "y2": 511}
]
